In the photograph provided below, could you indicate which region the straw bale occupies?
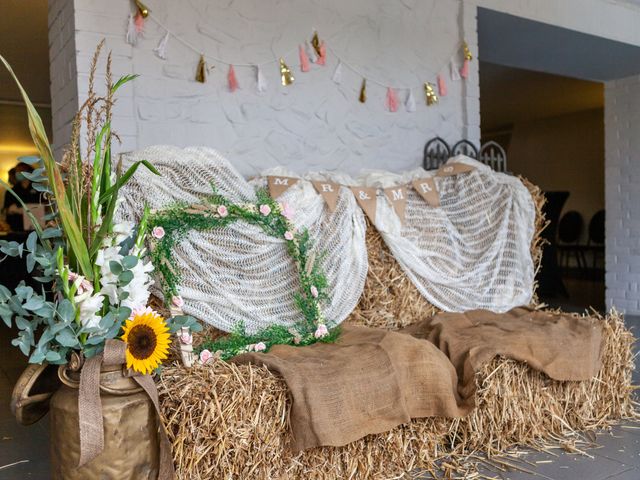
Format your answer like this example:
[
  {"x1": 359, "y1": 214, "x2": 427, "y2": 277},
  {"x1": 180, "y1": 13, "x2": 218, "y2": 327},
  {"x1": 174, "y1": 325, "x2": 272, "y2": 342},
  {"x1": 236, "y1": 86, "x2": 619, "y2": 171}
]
[{"x1": 158, "y1": 310, "x2": 637, "y2": 479}]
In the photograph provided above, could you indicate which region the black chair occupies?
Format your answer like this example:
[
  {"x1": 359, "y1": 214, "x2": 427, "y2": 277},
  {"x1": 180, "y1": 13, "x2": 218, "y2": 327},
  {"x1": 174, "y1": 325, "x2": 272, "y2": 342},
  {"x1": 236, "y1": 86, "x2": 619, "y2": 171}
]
[
  {"x1": 587, "y1": 210, "x2": 605, "y2": 270},
  {"x1": 537, "y1": 191, "x2": 570, "y2": 298},
  {"x1": 557, "y1": 211, "x2": 586, "y2": 270}
]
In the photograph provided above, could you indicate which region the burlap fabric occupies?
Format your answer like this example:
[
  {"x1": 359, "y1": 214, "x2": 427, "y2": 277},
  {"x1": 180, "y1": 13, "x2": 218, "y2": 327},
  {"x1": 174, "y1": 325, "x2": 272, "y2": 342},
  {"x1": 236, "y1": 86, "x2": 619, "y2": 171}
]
[{"x1": 234, "y1": 308, "x2": 603, "y2": 451}]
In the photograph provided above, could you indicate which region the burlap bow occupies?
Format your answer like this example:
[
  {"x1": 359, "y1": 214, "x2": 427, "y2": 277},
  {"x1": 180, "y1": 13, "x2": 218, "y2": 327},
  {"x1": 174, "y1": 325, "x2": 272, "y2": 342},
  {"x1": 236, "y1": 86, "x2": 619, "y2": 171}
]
[{"x1": 78, "y1": 339, "x2": 175, "y2": 479}]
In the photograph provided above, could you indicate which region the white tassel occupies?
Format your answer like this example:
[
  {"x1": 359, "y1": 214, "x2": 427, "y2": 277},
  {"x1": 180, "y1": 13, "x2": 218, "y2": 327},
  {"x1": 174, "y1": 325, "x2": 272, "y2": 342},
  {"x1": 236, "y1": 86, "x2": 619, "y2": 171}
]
[
  {"x1": 332, "y1": 61, "x2": 343, "y2": 84},
  {"x1": 450, "y1": 58, "x2": 461, "y2": 81},
  {"x1": 153, "y1": 31, "x2": 170, "y2": 60},
  {"x1": 256, "y1": 65, "x2": 268, "y2": 93},
  {"x1": 405, "y1": 89, "x2": 416, "y2": 112},
  {"x1": 305, "y1": 40, "x2": 318, "y2": 63},
  {"x1": 126, "y1": 14, "x2": 138, "y2": 46}
]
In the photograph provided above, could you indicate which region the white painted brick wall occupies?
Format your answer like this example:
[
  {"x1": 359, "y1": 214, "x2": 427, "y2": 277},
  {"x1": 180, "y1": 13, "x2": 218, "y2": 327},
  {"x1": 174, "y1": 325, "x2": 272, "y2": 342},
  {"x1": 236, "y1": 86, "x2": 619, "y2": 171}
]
[
  {"x1": 605, "y1": 74, "x2": 640, "y2": 314},
  {"x1": 51, "y1": 0, "x2": 480, "y2": 175}
]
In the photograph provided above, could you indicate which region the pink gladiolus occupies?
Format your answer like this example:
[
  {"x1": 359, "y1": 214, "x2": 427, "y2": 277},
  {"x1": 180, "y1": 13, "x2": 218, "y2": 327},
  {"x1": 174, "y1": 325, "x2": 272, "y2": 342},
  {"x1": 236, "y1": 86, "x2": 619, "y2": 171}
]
[
  {"x1": 152, "y1": 226, "x2": 165, "y2": 239},
  {"x1": 259, "y1": 204, "x2": 271, "y2": 216}
]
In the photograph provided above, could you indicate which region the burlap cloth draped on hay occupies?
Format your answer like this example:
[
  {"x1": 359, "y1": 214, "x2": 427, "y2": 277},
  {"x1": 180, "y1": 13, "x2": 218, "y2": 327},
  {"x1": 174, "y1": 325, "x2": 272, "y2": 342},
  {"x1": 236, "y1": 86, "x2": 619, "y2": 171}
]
[{"x1": 234, "y1": 307, "x2": 603, "y2": 451}]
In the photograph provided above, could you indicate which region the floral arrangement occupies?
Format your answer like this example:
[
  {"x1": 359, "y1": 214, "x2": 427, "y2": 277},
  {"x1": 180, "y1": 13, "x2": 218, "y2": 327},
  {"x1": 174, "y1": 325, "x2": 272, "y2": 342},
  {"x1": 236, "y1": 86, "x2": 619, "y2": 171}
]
[
  {"x1": 0, "y1": 45, "x2": 197, "y2": 374},
  {"x1": 148, "y1": 187, "x2": 339, "y2": 361}
]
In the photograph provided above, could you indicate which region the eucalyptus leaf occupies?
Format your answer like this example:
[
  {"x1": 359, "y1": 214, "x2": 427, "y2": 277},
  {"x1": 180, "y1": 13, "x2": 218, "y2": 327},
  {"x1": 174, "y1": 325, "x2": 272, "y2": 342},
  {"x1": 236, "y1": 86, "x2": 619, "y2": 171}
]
[
  {"x1": 121, "y1": 255, "x2": 138, "y2": 269},
  {"x1": 42, "y1": 227, "x2": 62, "y2": 239},
  {"x1": 29, "y1": 348, "x2": 46, "y2": 364},
  {"x1": 55, "y1": 328, "x2": 79, "y2": 348},
  {"x1": 25, "y1": 253, "x2": 36, "y2": 273},
  {"x1": 26, "y1": 231, "x2": 38, "y2": 252},
  {"x1": 109, "y1": 261, "x2": 123, "y2": 275},
  {"x1": 0, "y1": 284, "x2": 11, "y2": 302},
  {"x1": 12, "y1": 333, "x2": 30, "y2": 356},
  {"x1": 23, "y1": 295, "x2": 45, "y2": 311},
  {"x1": 57, "y1": 299, "x2": 76, "y2": 323},
  {"x1": 118, "y1": 270, "x2": 134, "y2": 285},
  {"x1": 15, "y1": 284, "x2": 33, "y2": 301},
  {"x1": 45, "y1": 350, "x2": 62, "y2": 362},
  {"x1": 0, "y1": 304, "x2": 12, "y2": 327}
]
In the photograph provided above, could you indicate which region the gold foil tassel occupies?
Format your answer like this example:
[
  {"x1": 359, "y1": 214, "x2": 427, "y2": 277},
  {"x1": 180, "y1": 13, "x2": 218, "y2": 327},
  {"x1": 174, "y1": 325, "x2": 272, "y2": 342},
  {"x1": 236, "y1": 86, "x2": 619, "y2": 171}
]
[
  {"x1": 424, "y1": 82, "x2": 438, "y2": 106},
  {"x1": 195, "y1": 55, "x2": 207, "y2": 83},
  {"x1": 134, "y1": 0, "x2": 150, "y2": 18},
  {"x1": 358, "y1": 79, "x2": 367, "y2": 103},
  {"x1": 463, "y1": 41, "x2": 473, "y2": 61},
  {"x1": 311, "y1": 31, "x2": 322, "y2": 57},
  {"x1": 280, "y1": 58, "x2": 295, "y2": 86}
]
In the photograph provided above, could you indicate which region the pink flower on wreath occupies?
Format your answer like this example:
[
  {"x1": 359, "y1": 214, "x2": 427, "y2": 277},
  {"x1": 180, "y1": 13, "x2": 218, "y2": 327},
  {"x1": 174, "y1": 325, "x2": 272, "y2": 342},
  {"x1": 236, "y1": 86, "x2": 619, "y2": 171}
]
[
  {"x1": 284, "y1": 231, "x2": 294, "y2": 241},
  {"x1": 171, "y1": 295, "x2": 184, "y2": 308},
  {"x1": 254, "y1": 342, "x2": 267, "y2": 352},
  {"x1": 199, "y1": 349, "x2": 213, "y2": 364},
  {"x1": 314, "y1": 324, "x2": 329, "y2": 339},
  {"x1": 279, "y1": 202, "x2": 295, "y2": 221},
  {"x1": 310, "y1": 285, "x2": 319, "y2": 298},
  {"x1": 217, "y1": 205, "x2": 229, "y2": 217},
  {"x1": 259, "y1": 204, "x2": 271, "y2": 216},
  {"x1": 152, "y1": 226, "x2": 165, "y2": 239}
]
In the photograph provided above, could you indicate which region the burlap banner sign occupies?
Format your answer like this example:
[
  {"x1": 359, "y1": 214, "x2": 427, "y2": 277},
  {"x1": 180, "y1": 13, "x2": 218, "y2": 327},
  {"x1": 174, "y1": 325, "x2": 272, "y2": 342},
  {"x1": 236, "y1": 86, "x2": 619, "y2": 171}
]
[
  {"x1": 311, "y1": 180, "x2": 341, "y2": 212},
  {"x1": 350, "y1": 187, "x2": 378, "y2": 223},
  {"x1": 436, "y1": 162, "x2": 475, "y2": 177},
  {"x1": 412, "y1": 178, "x2": 440, "y2": 207},
  {"x1": 383, "y1": 186, "x2": 407, "y2": 224},
  {"x1": 267, "y1": 176, "x2": 299, "y2": 198}
]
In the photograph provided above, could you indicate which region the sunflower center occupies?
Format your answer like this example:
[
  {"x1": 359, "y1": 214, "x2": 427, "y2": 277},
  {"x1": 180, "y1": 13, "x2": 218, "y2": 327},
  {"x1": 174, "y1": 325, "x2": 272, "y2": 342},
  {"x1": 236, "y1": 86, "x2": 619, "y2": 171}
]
[{"x1": 127, "y1": 324, "x2": 158, "y2": 360}]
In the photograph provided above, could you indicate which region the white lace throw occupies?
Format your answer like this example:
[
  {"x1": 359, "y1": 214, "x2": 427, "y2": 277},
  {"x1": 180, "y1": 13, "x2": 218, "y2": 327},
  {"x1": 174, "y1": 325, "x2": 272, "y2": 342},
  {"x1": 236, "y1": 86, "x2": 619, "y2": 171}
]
[
  {"x1": 360, "y1": 156, "x2": 536, "y2": 313},
  {"x1": 116, "y1": 146, "x2": 368, "y2": 333}
]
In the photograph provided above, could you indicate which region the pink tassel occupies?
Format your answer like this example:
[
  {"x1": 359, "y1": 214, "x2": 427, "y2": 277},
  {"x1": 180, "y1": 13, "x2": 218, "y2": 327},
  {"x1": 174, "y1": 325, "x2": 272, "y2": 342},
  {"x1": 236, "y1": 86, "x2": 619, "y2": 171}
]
[
  {"x1": 386, "y1": 88, "x2": 399, "y2": 112},
  {"x1": 437, "y1": 74, "x2": 447, "y2": 96},
  {"x1": 299, "y1": 45, "x2": 310, "y2": 72},
  {"x1": 460, "y1": 59, "x2": 469, "y2": 79},
  {"x1": 316, "y1": 41, "x2": 327, "y2": 66},
  {"x1": 134, "y1": 12, "x2": 145, "y2": 34},
  {"x1": 228, "y1": 65, "x2": 239, "y2": 92}
]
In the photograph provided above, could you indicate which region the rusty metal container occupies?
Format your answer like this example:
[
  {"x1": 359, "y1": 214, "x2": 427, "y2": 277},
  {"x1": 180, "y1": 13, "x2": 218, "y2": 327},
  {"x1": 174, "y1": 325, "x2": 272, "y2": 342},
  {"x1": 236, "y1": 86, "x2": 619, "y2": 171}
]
[{"x1": 49, "y1": 363, "x2": 160, "y2": 479}]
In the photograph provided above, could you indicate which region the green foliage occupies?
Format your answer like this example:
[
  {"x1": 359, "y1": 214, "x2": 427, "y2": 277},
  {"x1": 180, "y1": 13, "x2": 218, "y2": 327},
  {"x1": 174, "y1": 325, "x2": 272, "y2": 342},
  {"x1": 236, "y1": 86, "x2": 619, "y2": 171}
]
[{"x1": 148, "y1": 187, "x2": 335, "y2": 359}]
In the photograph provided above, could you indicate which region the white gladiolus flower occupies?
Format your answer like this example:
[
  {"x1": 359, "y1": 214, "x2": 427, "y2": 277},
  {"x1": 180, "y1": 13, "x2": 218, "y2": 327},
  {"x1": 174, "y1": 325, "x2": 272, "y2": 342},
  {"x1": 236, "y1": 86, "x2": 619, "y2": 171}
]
[
  {"x1": 121, "y1": 259, "x2": 154, "y2": 311},
  {"x1": 78, "y1": 293, "x2": 105, "y2": 329}
]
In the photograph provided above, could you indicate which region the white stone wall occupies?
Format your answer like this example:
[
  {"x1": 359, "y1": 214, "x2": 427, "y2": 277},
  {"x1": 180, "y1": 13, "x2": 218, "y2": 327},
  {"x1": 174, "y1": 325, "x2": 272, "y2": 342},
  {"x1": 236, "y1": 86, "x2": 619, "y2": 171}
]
[
  {"x1": 52, "y1": 0, "x2": 479, "y2": 176},
  {"x1": 605, "y1": 74, "x2": 640, "y2": 314}
]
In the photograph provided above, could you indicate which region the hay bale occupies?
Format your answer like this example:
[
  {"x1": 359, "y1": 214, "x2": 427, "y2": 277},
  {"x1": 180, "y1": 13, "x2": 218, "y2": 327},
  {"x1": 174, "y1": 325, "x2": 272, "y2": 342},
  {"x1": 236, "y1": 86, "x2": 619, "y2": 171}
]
[
  {"x1": 348, "y1": 178, "x2": 548, "y2": 330},
  {"x1": 158, "y1": 310, "x2": 636, "y2": 479}
]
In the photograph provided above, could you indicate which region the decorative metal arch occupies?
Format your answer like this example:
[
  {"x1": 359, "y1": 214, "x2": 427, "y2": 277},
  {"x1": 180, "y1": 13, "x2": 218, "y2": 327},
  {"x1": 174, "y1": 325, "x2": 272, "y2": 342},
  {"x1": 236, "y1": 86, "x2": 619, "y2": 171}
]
[
  {"x1": 451, "y1": 139, "x2": 478, "y2": 159},
  {"x1": 479, "y1": 141, "x2": 507, "y2": 173},
  {"x1": 423, "y1": 137, "x2": 451, "y2": 170}
]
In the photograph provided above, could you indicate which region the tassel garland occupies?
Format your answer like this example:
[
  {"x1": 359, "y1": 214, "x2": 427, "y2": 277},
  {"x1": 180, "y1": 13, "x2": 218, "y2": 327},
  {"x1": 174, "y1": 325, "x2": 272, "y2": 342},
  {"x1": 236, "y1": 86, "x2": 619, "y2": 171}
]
[
  {"x1": 359, "y1": 79, "x2": 367, "y2": 103},
  {"x1": 463, "y1": 41, "x2": 473, "y2": 61},
  {"x1": 228, "y1": 65, "x2": 239, "y2": 92},
  {"x1": 385, "y1": 88, "x2": 399, "y2": 112},
  {"x1": 305, "y1": 41, "x2": 318, "y2": 63},
  {"x1": 311, "y1": 32, "x2": 322, "y2": 57},
  {"x1": 316, "y1": 41, "x2": 327, "y2": 66},
  {"x1": 460, "y1": 58, "x2": 469, "y2": 79},
  {"x1": 280, "y1": 58, "x2": 295, "y2": 86},
  {"x1": 450, "y1": 58, "x2": 461, "y2": 81},
  {"x1": 256, "y1": 66, "x2": 268, "y2": 93},
  {"x1": 332, "y1": 62, "x2": 343, "y2": 84},
  {"x1": 424, "y1": 82, "x2": 438, "y2": 106},
  {"x1": 126, "y1": 14, "x2": 138, "y2": 46},
  {"x1": 299, "y1": 45, "x2": 310, "y2": 72},
  {"x1": 437, "y1": 74, "x2": 447, "y2": 96},
  {"x1": 195, "y1": 55, "x2": 208, "y2": 83},
  {"x1": 134, "y1": 0, "x2": 150, "y2": 17},
  {"x1": 134, "y1": 12, "x2": 145, "y2": 34},
  {"x1": 405, "y1": 89, "x2": 416, "y2": 112},
  {"x1": 153, "y1": 31, "x2": 170, "y2": 60}
]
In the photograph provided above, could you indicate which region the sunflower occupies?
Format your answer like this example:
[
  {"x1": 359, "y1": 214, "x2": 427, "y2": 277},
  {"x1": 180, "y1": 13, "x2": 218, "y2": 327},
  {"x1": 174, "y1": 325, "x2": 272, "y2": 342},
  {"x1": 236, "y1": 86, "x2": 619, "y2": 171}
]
[{"x1": 121, "y1": 307, "x2": 171, "y2": 375}]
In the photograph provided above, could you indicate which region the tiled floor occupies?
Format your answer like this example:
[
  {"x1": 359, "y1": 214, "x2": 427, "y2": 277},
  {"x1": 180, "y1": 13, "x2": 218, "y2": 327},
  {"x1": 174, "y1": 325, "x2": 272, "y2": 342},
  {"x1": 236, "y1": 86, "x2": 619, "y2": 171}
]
[{"x1": 0, "y1": 279, "x2": 637, "y2": 480}]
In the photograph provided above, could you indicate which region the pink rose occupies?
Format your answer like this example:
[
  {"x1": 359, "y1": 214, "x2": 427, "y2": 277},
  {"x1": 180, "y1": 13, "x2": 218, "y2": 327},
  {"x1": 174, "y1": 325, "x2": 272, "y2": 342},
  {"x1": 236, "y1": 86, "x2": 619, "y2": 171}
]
[
  {"x1": 199, "y1": 349, "x2": 213, "y2": 364},
  {"x1": 259, "y1": 204, "x2": 271, "y2": 216},
  {"x1": 179, "y1": 332, "x2": 193, "y2": 345},
  {"x1": 310, "y1": 285, "x2": 319, "y2": 298},
  {"x1": 171, "y1": 295, "x2": 184, "y2": 308},
  {"x1": 284, "y1": 231, "x2": 294, "y2": 241},
  {"x1": 279, "y1": 202, "x2": 295, "y2": 220},
  {"x1": 246, "y1": 344, "x2": 255, "y2": 352},
  {"x1": 254, "y1": 342, "x2": 267, "y2": 352},
  {"x1": 314, "y1": 324, "x2": 329, "y2": 339},
  {"x1": 217, "y1": 205, "x2": 228, "y2": 217},
  {"x1": 152, "y1": 226, "x2": 165, "y2": 239}
]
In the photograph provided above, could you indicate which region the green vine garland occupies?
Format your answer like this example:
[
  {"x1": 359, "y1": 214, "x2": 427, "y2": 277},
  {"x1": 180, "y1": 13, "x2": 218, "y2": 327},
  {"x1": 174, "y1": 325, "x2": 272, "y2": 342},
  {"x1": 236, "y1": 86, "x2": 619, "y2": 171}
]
[{"x1": 147, "y1": 186, "x2": 338, "y2": 360}]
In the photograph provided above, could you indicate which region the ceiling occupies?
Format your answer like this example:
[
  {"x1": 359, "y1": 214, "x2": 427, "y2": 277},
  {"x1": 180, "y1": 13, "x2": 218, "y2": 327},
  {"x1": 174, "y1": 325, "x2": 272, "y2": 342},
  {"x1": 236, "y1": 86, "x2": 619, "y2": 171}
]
[
  {"x1": 0, "y1": 0, "x2": 50, "y2": 104},
  {"x1": 480, "y1": 61, "x2": 604, "y2": 132},
  {"x1": 478, "y1": 8, "x2": 640, "y2": 82}
]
